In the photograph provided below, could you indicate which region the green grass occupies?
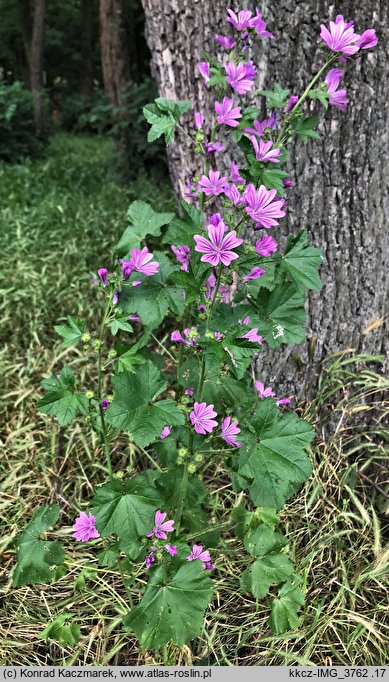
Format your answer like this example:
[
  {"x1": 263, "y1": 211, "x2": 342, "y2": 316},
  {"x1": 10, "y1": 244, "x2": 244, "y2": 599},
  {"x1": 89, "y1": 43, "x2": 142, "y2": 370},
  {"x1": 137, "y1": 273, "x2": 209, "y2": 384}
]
[{"x1": 0, "y1": 134, "x2": 388, "y2": 666}]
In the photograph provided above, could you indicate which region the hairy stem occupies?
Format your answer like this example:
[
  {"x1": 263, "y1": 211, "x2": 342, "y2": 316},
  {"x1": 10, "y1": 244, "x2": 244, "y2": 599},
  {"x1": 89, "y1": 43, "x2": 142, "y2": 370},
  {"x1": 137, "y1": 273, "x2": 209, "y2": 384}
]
[{"x1": 97, "y1": 297, "x2": 113, "y2": 478}]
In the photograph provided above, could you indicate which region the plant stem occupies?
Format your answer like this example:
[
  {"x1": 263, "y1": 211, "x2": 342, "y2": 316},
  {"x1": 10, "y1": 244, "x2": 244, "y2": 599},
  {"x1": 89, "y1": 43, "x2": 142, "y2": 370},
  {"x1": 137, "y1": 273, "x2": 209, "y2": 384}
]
[
  {"x1": 118, "y1": 559, "x2": 133, "y2": 608},
  {"x1": 137, "y1": 444, "x2": 163, "y2": 473},
  {"x1": 151, "y1": 333, "x2": 177, "y2": 362},
  {"x1": 97, "y1": 297, "x2": 114, "y2": 478},
  {"x1": 275, "y1": 55, "x2": 337, "y2": 147},
  {"x1": 175, "y1": 464, "x2": 189, "y2": 535}
]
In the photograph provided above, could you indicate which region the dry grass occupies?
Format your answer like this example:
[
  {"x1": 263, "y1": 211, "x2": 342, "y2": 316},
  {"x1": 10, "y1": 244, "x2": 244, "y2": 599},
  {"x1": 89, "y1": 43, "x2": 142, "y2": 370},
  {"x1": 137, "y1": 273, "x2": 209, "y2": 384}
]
[{"x1": 0, "y1": 134, "x2": 388, "y2": 666}]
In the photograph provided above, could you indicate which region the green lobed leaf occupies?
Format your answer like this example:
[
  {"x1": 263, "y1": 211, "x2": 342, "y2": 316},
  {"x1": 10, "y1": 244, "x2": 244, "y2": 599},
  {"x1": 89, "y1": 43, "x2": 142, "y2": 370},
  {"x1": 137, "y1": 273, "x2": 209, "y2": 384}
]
[
  {"x1": 38, "y1": 366, "x2": 88, "y2": 427},
  {"x1": 268, "y1": 576, "x2": 305, "y2": 634},
  {"x1": 281, "y1": 230, "x2": 323, "y2": 292},
  {"x1": 108, "y1": 317, "x2": 134, "y2": 336},
  {"x1": 54, "y1": 316, "x2": 85, "y2": 348},
  {"x1": 244, "y1": 524, "x2": 287, "y2": 557},
  {"x1": 259, "y1": 84, "x2": 289, "y2": 108},
  {"x1": 119, "y1": 252, "x2": 185, "y2": 330},
  {"x1": 91, "y1": 472, "x2": 163, "y2": 560},
  {"x1": 123, "y1": 559, "x2": 213, "y2": 648},
  {"x1": 115, "y1": 201, "x2": 174, "y2": 255},
  {"x1": 143, "y1": 98, "x2": 190, "y2": 146},
  {"x1": 238, "y1": 399, "x2": 313, "y2": 508},
  {"x1": 241, "y1": 554, "x2": 293, "y2": 599},
  {"x1": 162, "y1": 200, "x2": 202, "y2": 247},
  {"x1": 157, "y1": 467, "x2": 209, "y2": 534},
  {"x1": 292, "y1": 115, "x2": 320, "y2": 143},
  {"x1": 253, "y1": 281, "x2": 306, "y2": 348},
  {"x1": 310, "y1": 88, "x2": 329, "y2": 109},
  {"x1": 12, "y1": 504, "x2": 65, "y2": 587},
  {"x1": 39, "y1": 613, "x2": 81, "y2": 647},
  {"x1": 105, "y1": 361, "x2": 185, "y2": 448}
]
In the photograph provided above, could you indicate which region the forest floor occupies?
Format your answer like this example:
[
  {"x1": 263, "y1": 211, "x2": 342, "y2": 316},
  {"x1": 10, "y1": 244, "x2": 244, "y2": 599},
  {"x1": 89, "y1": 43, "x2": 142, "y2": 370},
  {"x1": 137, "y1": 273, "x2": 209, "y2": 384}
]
[{"x1": 0, "y1": 134, "x2": 388, "y2": 666}]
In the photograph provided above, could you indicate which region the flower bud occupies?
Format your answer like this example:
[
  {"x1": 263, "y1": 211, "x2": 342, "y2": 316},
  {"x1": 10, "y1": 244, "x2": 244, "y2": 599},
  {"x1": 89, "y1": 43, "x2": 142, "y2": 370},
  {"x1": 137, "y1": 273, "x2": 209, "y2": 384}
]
[
  {"x1": 81, "y1": 332, "x2": 91, "y2": 342},
  {"x1": 195, "y1": 132, "x2": 205, "y2": 142},
  {"x1": 187, "y1": 463, "x2": 196, "y2": 474},
  {"x1": 108, "y1": 349, "x2": 117, "y2": 358},
  {"x1": 85, "y1": 390, "x2": 94, "y2": 399},
  {"x1": 178, "y1": 447, "x2": 187, "y2": 458},
  {"x1": 194, "y1": 454, "x2": 204, "y2": 463},
  {"x1": 116, "y1": 471, "x2": 124, "y2": 479}
]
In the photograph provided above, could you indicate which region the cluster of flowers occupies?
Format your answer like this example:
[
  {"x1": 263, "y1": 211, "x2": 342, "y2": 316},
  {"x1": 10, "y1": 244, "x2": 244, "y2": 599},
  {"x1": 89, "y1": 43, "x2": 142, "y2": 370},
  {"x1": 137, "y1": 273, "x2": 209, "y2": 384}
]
[{"x1": 72, "y1": 510, "x2": 214, "y2": 572}]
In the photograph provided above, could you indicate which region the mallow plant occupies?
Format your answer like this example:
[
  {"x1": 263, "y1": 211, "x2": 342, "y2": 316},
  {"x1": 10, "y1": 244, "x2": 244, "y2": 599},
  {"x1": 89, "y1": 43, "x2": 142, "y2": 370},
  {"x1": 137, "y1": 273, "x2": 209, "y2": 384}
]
[{"x1": 12, "y1": 8, "x2": 377, "y2": 653}]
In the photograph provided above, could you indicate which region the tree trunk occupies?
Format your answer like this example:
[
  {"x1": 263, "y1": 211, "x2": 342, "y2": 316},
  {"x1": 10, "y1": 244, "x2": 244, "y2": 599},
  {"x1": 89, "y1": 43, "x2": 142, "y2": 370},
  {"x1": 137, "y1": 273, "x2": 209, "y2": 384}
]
[
  {"x1": 29, "y1": 0, "x2": 46, "y2": 135},
  {"x1": 17, "y1": 0, "x2": 33, "y2": 90},
  {"x1": 99, "y1": 0, "x2": 130, "y2": 108},
  {"x1": 81, "y1": 0, "x2": 94, "y2": 98},
  {"x1": 141, "y1": 0, "x2": 388, "y2": 395}
]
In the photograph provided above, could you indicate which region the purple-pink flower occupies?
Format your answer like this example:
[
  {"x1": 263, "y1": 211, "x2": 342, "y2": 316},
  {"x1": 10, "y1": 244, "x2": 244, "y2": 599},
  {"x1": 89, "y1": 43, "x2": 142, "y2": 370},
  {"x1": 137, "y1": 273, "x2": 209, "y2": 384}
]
[
  {"x1": 72, "y1": 512, "x2": 100, "y2": 542},
  {"x1": 243, "y1": 266, "x2": 265, "y2": 283},
  {"x1": 171, "y1": 327, "x2": 198, "y2": 347},
  {"x1": 224, "y1": 183, "x2": 241, "y2": 205},
  {"x1": 145, "y1": 555, "x2": 155, "y2": 569},
  {"x1": 241, "y1": 184, "x2": 286, "y2": 228},
  {"x1": 171, "y1": 244, "x2": 192, "y2": 272},
  {"x1": 320, "y1": 16, "x2": 360, "y2": 56},
  {"x1": 249, "y1": 9, "x2": 275, "y2": 39},
  {"x1": 186, "y1": 544, "x2": 213, "y2": 569},
  {"x1": 226, "y1": 8, "x2": 252, "y2": 31},
  {"x1": 225, "y1": 62, "x2": 255, "y2": 95},
  {"x1": 286, "y1": 95, "x2": 299, "y2": 112},
  {"x1": 324, "y1": 69, "x2": 349, "y2": 110},
  {"x1": 243, "y1": 114, "x2": 277, "y2": 138},
  {"x1": 256, "y1": 235, "x2": 278, "y2": 257},
  {"x1": 160, "y1": 426, "x2": 171, "y2": 440},
  {"x1": 194, "y1": 111, "x2": 204, "y2": 129},
  {"x1": 357, "y1": 29, "x2": 378, "y2": 50},
  {"x1": 215, "y1": 97, "x2": 242, "y2": 128},
  {"x1": 122, "y1": 248, "x2": 159, "y2": 279},
  {"x1": 204, "y1": 139, "x2": 224, "y2": 156},
  {"x1": 241, "y1": 327, "x2": 263, "y2": 344},
  {"x1": 112, "y1": 290, "x2": 119, "y2": 305},
  {"x1": 97, "y1": 268, "x2": 108, "y2": 287},
  {"x1": 221, "y1": 416, "x2": 242, "y2": 447},
  {"x1": 198, "y1": 61, "x2": 210, "y2": 86},
  {"x1": 251, "y1": 137, "x2": 281, "y2": 163},
  {"x1": 215, "y1": 34, "x2": 236, "y2": 50},
  {"x1": 205, "y1": 273, "x2": 230, "y2": 303},
  {"x1": 101, "y1": 399, "x2": 109, "y2": 411},
  {"x1": 198, "y1": 169, "x2": 228, "y2": 196},
  {"x1": 230, "y1": 162, "x2": 246, "y2": 185},
  {"x1": 190, "y1": 402, "x2": 218, "y2": 435},
  {"x1": 194, "y1": 223, "x2": 243, "y2": 267},
  {"x1": 165, "y1": 544, "x2": 177, "y2": 556},
  {"x1": 146, "y1": 510, "x2": 175, "y2": 540},
  {"x1": 255, "y1": 381, "x2": 276, "y2": 399}
]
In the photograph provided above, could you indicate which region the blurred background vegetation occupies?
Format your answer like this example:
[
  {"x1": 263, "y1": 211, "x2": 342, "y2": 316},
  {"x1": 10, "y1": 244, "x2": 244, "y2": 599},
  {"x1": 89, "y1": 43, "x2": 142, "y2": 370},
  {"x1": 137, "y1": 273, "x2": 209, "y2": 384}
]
[{"x1": 0, "y1": 0, "x2": 166, "y2": 177}]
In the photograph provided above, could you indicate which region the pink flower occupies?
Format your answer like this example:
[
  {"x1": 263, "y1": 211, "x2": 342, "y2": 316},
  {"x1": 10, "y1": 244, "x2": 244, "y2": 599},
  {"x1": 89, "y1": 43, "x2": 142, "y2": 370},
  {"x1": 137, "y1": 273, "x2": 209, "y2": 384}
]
[
  {"x1": 171, "y1": 328, "x2": 198, "y2": 347},
  {"x1": 194, "y1": 223, "x2": 243, "y2": 267},
  {"x1": 122, "y1": 247, "x2": 159, "y2": 279},
  {"x1": 276, "y1": 397, "x2": 292, "y2": 406},
  {"x1": 194, "y1": 112, "x2": 204, "y2": 129},
  {"x1": 190, "y1": 402, "x2": 218, "y2": 435},
  {"x1": 224, "y1": 183, "x2": 241, "y2": 205},
  {"x1": 204, "y1": 273, "x2": 230, "y2": 302},
  {"x1": 185, "y1": 387, "x2": 194, "y2": 397},
  {"x1": 255, "y1": 381, "x2": 276, "y2": 399},
  {"x1": 320, "y1": 16, "x2": 360, "y2": 56},
  {"x1": 145, "y1": 555, "x2": 155, "y2": 569},
  {"x1": 171, "y1": 244, "x2": 191, "y2": 271},
  {"x1": 186, "y1": 544, "x2": 212, "y2": 569},
  {"x1": 226, "y1": 8, "x2": 252, "y2": 31},
  {"x1": 101, "y1": 399, "x2": 109, "y2": 411},
  {"x1": 249, "y1": 9, "x2": 275, "y2": 39},
  {"x1": 243, "y1": 266, "x2": 265, "y2": 282},
  {"x1": 198, "y1": 169, "x2": 228, "y2": 196},
  {"x1": 221, "y1": 416, "x2": 241, "y2": 447},
  {"x1": 251, "y1": 136, "x2": 281, "y2": 163},
  {"x1": 198, "y1": 61, "x2": 210, "y2": 86},
  {"x1": 72, "y1": 512, "x2": 100, "y2": 542},
  {"x1": 215, "y1": 97, "x2": 242, "y2": 128},
  {"x1": 324, "y1": 69, "x2": 349, "y2": 110},
  {"x1": 215, "y1": 34, "x2": 236, "y2": 50},
  {"x1": 97, "y1": 268, "x2": 108, "y2": 286},
  {"x1": 357, "y1": 29, "x2": 378, "y2": 49},
  {"x1": 208, "y1": 212, "x2": 224, "y2": 227},
  {"x1": 146, "y1": 510, "x2": 175, "y2": 540},
  {"x1": 165, "y1": 544, "x2": 177, "y2": 556},
  {"x1": 241, "y1": 327, "x2": 263, "y2": 344},
  {"x1": 241, "y1": 184, "x2": 286, "y2": 228},
  {"x1": 225, "y1": 62, "x2": 255, "y2": 95},
  {"x1": 286, "y1": 95, "x2": 299, "y2": 112},
  {"x1": 160, "y1": 426, "x2": 171, "y2": 439},
  {"x1": 230, "y1": 162, "x2": 246, "y2": 184},
  {"x1": 283, "y1": 178, "x2": 293, "y2": 188},
  {"x1": 255, "y1": 235, "x2": 278, "y2": 257},
  {"x1": 243, "y1": 114, "x2": 277, "y2": 137}
]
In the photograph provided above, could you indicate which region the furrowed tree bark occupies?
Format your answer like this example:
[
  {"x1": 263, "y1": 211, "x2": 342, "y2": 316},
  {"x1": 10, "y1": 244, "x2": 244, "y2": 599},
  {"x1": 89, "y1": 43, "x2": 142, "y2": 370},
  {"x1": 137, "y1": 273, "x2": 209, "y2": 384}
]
[
  {"x1": 81, "y1": 0, "x2": 94, "y2": 97},
  {"x1": 17, "y1": 0, "x2": 33, "y2": 89},
  {"x1": 142, "y1": 0, "x2": 388, "y2": 395}
]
